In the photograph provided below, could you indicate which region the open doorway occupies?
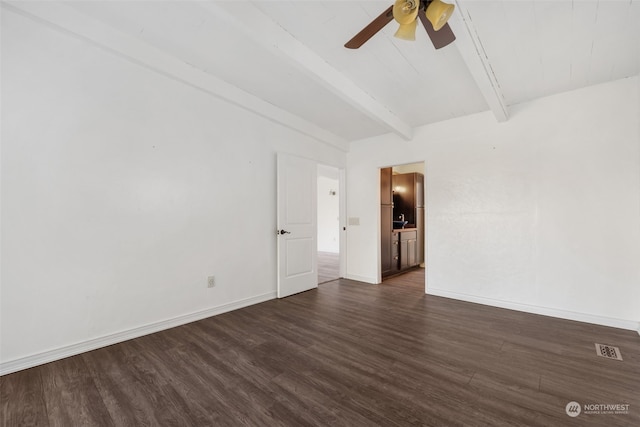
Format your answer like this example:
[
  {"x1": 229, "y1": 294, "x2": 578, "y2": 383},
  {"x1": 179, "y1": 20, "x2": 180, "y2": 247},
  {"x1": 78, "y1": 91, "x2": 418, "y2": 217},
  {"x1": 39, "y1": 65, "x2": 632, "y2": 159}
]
[
  {"x1": 317, "y1": 164, "x2": 342, "y2": 284},
  {"x1": 380, "y1": 162, "x2": 426, "y2": 284}
]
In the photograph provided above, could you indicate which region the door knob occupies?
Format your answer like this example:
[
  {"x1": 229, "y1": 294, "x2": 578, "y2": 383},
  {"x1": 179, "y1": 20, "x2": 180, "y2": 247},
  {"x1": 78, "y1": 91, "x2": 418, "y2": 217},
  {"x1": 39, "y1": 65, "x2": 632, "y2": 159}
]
[{"x1": 278, "y1": 229, "x2": 291, "y2": 235}]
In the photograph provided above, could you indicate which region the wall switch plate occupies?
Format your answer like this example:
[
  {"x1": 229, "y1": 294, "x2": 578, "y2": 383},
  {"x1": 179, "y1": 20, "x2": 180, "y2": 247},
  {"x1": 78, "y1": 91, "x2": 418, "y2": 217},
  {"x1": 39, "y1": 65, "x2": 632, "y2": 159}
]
[{"x1": 207, "y1": 276, "x2": 215, "y2": 288}]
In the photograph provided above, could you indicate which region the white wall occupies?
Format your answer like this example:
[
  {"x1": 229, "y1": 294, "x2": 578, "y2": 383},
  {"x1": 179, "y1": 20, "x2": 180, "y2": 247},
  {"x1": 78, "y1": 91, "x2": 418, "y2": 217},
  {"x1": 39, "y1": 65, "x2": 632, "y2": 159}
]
[
  {"x1": 1, "y1": 10, "x2": 345, "y2": 370},
  {"x1": 346, "y1": 76, "x2": 640, "y2": 331},
  {"x1": 317, "y1": 172, "x2": 340, "y2": 253}
]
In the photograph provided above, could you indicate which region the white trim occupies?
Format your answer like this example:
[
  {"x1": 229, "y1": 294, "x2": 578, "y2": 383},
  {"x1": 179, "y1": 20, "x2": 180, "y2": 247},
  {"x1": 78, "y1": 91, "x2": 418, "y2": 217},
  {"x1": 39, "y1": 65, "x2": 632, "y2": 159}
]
[
  {"x1": 427, "y1": 288, "x2": 640, "y2": 332},
  {"x1": 339, "y1": 167, "x2": 347, "y2": 280},
  {"x1": 345, "y1": 274, "x2": 378, "y2": 284},
  {"x1": 0, "y1": 292, "x2": 276, "y2": 376}
]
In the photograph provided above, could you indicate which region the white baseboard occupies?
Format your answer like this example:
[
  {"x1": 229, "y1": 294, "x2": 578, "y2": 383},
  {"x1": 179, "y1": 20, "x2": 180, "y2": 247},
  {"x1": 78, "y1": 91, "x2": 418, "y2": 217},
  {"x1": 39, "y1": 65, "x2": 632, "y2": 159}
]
[
  {"x1": 426, "y1": 288, "x2": 640, "y2": 332},
  {"x1": 344, "y1": 274, "x2": 377, "y2": 284},
  {"x1": 0, "y1": 291, "x2": 276, "y2": 376}
]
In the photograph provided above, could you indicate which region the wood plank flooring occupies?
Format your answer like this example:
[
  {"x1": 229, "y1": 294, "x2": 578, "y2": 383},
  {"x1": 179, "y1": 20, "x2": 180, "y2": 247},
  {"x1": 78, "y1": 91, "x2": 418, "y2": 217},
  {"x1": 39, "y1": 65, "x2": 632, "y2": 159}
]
[
  {"x1": 2, "y1": 270, "x2": 639, "y2": 426},
  {"x1": 318, "y1": 251, "x2": 339, "y2": 284}
]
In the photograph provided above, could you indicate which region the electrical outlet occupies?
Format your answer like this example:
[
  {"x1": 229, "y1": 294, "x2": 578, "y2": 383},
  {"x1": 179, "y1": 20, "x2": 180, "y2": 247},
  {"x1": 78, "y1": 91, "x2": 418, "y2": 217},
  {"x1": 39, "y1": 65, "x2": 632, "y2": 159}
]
[{"x1": 207, "y1": 276, "x2": 215, "y2": 288}]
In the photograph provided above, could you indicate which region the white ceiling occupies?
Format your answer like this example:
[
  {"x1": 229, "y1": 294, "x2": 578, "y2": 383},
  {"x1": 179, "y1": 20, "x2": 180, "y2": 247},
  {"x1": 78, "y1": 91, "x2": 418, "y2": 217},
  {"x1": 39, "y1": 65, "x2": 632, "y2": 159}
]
[{"x1": 10, "y1": 1, "x2": 640, "y2": 149}]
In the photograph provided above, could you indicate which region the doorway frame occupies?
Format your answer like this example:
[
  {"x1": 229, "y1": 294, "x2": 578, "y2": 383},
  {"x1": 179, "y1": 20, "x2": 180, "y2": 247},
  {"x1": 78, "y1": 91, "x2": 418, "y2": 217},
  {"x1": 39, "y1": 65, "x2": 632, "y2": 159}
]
[
  {"x1": 377, "y1": 161, "x2": 427, "y2": 292},
  {"x1": 316, "y1": 163, "x2": 347, "y2": 282}
]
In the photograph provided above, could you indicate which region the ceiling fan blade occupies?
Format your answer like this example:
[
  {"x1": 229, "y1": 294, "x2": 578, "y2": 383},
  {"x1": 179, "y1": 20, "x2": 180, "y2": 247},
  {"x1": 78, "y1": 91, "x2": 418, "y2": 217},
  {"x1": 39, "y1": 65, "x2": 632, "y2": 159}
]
[
  {"x1": 418, "y1": 9, "x2": 456, "y2": 49},
  {"x1": 344, "y1": 6, "x2": 394, "y2": 49}
]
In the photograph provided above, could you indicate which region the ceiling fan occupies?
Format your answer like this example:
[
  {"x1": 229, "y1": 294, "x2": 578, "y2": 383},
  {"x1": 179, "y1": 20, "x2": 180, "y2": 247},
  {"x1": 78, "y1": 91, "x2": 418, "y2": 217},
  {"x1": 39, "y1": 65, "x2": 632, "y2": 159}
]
[{"x1": 345, "y1": 0, "x2": 456, "y2": 50}]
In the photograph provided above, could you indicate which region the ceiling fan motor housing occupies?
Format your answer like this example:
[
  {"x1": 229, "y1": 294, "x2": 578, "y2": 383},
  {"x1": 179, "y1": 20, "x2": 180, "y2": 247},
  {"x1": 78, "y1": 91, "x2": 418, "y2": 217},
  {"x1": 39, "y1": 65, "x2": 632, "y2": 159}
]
[{"x1": 344, "y1": 0, "x2": 456, "y2": 49}]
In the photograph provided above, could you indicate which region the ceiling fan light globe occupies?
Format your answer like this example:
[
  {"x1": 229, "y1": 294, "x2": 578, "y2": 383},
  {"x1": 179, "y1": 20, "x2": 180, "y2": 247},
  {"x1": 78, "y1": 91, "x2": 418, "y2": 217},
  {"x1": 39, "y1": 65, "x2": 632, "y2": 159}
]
[
  {"x1": 426, "y1": 0, "x2": 455, "y2": 31},
  {"x1": 393, "y1": 0, "x2": 419, "y2": 25},
  {"x1": 394, "y1": 19, "x2": 418, "y2": 41}
]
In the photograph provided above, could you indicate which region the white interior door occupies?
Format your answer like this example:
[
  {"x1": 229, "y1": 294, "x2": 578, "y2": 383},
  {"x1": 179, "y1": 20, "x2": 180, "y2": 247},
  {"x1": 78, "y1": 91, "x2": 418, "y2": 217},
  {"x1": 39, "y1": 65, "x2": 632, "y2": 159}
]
[{"x1": 277, "y1": 153, "x2": 318, "y2": 298}]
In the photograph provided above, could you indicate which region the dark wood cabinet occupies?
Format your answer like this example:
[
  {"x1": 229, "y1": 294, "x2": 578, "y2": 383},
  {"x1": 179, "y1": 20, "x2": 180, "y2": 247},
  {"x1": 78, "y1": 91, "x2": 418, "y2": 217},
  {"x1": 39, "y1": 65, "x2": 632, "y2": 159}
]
[
  {"x1": 380, "y1": 167, "x2": 392, "y2": 205},
  {"x1": 415, "y1": 174, "x2": 424, "y2": 207},
  {"x1": 400, "y1": 230, "x2": 417, "y2": 270},
  {"x1": 416, "y1": 207, "x2": 425, "y2": 265},
  {"x1": 393, "y1": 172, "x2": 424, "y2": 267},
  {"x1": 381, "y1": 205, "x2": 393, "y2": 275},
  {"x1": 391, "y1": 231, "x2": 400, "y2": 274},
  {"x1": 380, "y1": 168, "x2": 394, "y2": 276},
  {"x1": 408, "y1": 239, "x2": 417, "y2": 267},
  {"x1": 381, "y1": 169, "x2": 424, "y2": 278}
]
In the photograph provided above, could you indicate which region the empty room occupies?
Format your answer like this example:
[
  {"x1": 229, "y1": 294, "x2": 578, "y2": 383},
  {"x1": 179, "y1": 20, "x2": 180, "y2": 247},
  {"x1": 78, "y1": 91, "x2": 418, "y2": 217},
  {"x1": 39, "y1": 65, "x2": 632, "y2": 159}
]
[{"x1": 1, "y1": 1, "x2": 639, "y2": 426}]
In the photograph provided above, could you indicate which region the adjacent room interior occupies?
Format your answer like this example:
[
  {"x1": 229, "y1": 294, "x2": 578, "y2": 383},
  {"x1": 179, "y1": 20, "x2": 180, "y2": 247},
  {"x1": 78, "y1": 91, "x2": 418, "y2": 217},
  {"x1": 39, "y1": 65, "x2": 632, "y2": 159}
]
[
  {"x1": 317, "y1": 164, "x2": 341, "y2": 284},
  {"x1": 380, "y1": 162, "x2": 426, "y2": 285},
  {"x1": 2, "y1": 0, "x2": 639, "y2": 425}
]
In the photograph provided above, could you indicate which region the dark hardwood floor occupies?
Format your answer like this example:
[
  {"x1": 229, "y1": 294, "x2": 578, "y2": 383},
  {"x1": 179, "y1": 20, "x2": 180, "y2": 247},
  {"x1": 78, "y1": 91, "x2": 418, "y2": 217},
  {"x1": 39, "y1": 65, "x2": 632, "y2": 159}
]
[
  {"x1": 317, "y1": 251, "x2": 339, "y2": 284},
  {"x1": 2, "y1": 270, "x2": 639, "y2": 426}
]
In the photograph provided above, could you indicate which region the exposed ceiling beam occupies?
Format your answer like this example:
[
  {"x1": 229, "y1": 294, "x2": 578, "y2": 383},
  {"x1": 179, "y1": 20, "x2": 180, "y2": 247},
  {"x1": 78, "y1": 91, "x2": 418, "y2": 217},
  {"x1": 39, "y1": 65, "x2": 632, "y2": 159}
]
[
  {"x1": 449, "y1": 1, "x2": 509, "y2": 122},
  {"x1": 200, "y1": 2, "x2": 414, "y2": 141},
  {"x1": 2, "y1": 1, "x2": 349, "y2": 152}
]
